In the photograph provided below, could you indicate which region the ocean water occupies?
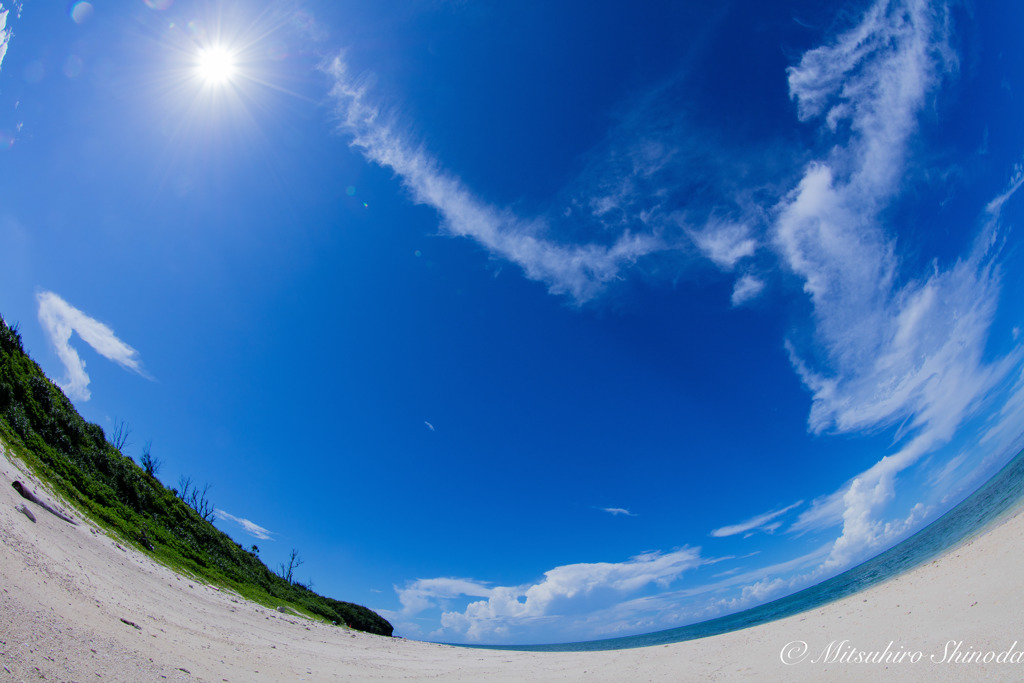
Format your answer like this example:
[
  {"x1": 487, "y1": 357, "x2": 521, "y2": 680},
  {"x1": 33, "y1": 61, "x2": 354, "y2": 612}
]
[{"x1": 476, "y1": 447, "x2": 1024, "y2": 653}]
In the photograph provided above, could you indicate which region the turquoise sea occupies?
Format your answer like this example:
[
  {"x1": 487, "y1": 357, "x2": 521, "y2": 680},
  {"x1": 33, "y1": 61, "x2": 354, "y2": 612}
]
[{"x1": 475, "y1": 447, "x2": 1024, "y2": 653}]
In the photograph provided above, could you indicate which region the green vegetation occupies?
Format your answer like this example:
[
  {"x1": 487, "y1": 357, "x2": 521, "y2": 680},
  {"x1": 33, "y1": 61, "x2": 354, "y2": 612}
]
[{"x1": 0, "y1": 315, "x2": 393, "y2": 637}]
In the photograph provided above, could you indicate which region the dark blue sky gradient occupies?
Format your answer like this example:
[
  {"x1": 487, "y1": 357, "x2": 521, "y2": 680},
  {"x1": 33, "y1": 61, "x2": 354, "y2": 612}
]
[{"x1": 1, "y1": 0, "x2": 1022, "y2": 644}]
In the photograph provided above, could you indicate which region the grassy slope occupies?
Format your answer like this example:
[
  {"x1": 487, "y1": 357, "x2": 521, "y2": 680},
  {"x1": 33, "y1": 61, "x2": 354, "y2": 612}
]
[{"x1": 0, "y1": 316, "x2": 393, "y2": 637}]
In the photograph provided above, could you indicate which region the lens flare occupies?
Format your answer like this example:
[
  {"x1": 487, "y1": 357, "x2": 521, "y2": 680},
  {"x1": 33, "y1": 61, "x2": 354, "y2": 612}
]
[{"x1": 69, "y1": 2, "x2": 94, "y2": 24}]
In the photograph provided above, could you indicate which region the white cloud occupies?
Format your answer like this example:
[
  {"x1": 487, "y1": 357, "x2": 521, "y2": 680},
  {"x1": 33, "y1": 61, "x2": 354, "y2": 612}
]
[
  {"x1": 689, "y1": 220, "x2": 756, "y2": 270},
  {"x1": 572, "y1": 120, "x2": 683, "y2": 229},
  {"x1": 36, "y1": 291, "x2": 148, "y2": 401},
  {"x1": 819, "y1": 449, "x2": 936, "y2": 570},
  {"x1": 929, "y1": 452, "x2": 967, "y2": 486},
  {"x1": 0, "y1": 6, "x2": 11, "y2": 72},
  {"x1": 730, "y1": 274, "x2": 764, "y2": 307},
  {"x1": 778, "y1": 1, "x2": 958, "y2": 429},
  {"x1": 980, "y1": 365, "x2": 1024, "y2": 452},
  {"x1": 789, "y1": 484, "x2": 848, "y2": 536},
  {"x1": 324, "y1": 57, "x2": 663, "y2": 304},
  {"x1": 774, "y1": 0, "x2": 1022, "y2": 571},
  {"x1": 600, "y1": 507, "x2": 637, "y2": 517},
  {"x1": 214, "y1": 509, "x2": 275, "y2": 541},
  {"x1": 984, "y1": 163, "x2": 1023, "y2": 215},
  {"x1": 592, "y1": 543, "x2": 831, "y2": 635},
  {"x1": 738, "y1": 576, "x2": 787, "y2": 604},
  {"x1": 396, "y1": 577, "x2": 493, "y2": 615},
  {"x1": 399, "y1": 547, "x2": 703, "y2": 642},
  {"x1": 710, "y1": 500, "x2": 803, "y2": 538},
  {"x1": 786, "y1": 164, "x2": 1023, "y2": 564},
  {"x1": 424, "y1": 420, "x2": 435, "y2": 431}
]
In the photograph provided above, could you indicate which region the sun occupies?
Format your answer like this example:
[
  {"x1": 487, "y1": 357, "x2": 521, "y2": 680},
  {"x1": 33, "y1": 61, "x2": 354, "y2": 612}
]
[{"x1": 195, "y1": 45, "x2": 237, "y2": 85}]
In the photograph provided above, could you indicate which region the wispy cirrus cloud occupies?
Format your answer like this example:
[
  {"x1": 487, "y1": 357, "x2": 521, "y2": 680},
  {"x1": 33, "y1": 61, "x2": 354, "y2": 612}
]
[
  {"x1": 710, "y1": 500, "x2": 803, "y2": 538},
  {"x1": 215, "y1": 509, "x2": 275, "y2": 541},
  {"x1": 0, "y1": 2, "x2": 20, "y2": 149},
  {"x1": 36, "y1": 291, "x2": 148, "y2": 401},
  {"x1": 325, "y1": 21, "x2": 787, "y2": 309},
  {"x1": 0, "y1": 2, "x2": 20, "y2": 73},
  {"x1": 599, "y1": 507, "x2": 637, "y2": 517},
  {"x1": 689, "y1": 220, "x2": 756, "y2": 270},
  {"x1": 777, "y1": 0, "x2": 964, "y2": 435},
  {"x1": 324, "y1": 57, "x2": 663, "y2": 304},
  {"x1": 730, "y1": 274, "x2": 765, "y2": 307},
  {"x1": 590, "y1": 543, "x2": 831, "y2": 636},
  {"x1": 980, "y1": 361, "x2": 1024, "y2": 455},
  {"x1": 775, "y1": 0, "x2": 1022, "y2": 569},
  {"x1": 0, "y1": 5, "x2": 12, "y2": 72}
]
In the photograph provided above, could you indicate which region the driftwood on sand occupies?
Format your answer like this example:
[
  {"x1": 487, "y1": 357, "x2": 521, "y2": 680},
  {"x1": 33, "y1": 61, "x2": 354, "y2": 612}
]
[
  {"x1": 15, "y1": 503, "x2": 35, "y2": 522},
  {"x1": 12, "y1": 481, "x2": 77, "y2": 525}
]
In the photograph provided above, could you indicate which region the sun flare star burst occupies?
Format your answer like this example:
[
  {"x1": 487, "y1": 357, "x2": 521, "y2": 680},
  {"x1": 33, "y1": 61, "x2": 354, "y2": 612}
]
[{"x1": 196, "y1": 45, "x2": 236, "y2": 85}]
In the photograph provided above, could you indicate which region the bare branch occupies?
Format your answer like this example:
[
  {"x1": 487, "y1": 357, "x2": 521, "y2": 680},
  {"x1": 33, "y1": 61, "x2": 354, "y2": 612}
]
[
  {"x1": 110, "y1": 419, "x2": 132, "y2": 452},
  {"x1": 176, "y1": 475, "x2": 215, "y2": 522},
  {"x1": 139, "y1": 440, "x2": 163, "y2": 477},
  {"x1": 277, "y1": 549, "x2": 304, "y2": 585}
]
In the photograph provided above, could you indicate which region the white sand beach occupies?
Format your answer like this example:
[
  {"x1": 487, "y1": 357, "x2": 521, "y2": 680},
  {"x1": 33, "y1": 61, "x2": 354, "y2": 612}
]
[{"x1": 2, "y1": 445, "x2": 1023, "y2": 682}]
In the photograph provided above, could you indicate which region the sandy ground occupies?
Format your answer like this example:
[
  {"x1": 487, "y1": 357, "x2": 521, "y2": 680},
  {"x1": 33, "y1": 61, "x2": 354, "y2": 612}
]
[{"x1": 2, "y1": 444, "x2": 1024, "y2": 682}]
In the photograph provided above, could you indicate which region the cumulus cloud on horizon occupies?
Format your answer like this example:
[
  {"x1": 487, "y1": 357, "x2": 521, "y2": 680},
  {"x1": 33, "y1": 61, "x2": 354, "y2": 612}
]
[
  {"x1": 399, "y1": 547, "x2": 704, "y2": 642},
  {"x1": 36, "y1": 291, "x2": 148, "y2": 401}
]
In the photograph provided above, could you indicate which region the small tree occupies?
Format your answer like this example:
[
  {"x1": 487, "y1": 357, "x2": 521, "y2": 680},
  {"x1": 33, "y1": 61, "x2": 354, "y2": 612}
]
[
  {"x1": 110, "y1": 419, "x2": 132, "y2": 452},
  {"x1": 177, "y1": 476, "x2": 215, "y2": 522},
  {"x1": 139, "y1": 440, "x2": 162, "y2": 477},
  {"x1": 278, "y1": 549, "x2": 304, "y2": 585}
]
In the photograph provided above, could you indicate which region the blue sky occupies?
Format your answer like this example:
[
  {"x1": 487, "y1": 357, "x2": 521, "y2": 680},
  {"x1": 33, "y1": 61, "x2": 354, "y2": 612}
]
[{"x1": 2, "y1": 0, "x2": 1024, "y2": 644}]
